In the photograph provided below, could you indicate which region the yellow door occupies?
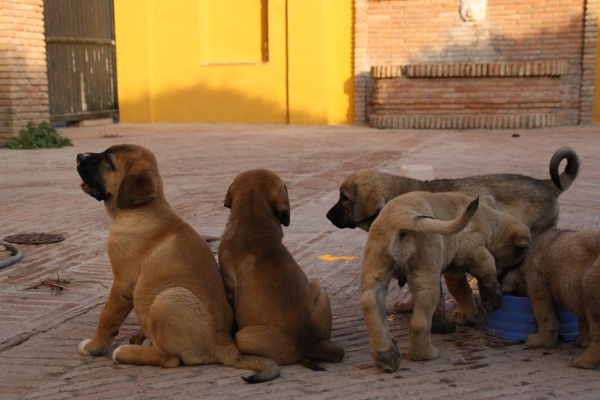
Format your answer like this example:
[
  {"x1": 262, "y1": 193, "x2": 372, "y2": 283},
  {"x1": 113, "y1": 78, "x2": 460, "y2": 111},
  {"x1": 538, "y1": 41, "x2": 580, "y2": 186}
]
[{"x1": 114, "y1": 0, "x2": 353, "y2": 124}]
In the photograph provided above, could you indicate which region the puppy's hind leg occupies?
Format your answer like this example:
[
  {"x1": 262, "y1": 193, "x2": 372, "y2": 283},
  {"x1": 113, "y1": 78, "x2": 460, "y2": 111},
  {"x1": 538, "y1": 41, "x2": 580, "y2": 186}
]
[
  {"x1": 431, "y1": 280, "x2": 456, "y2": 334},
  {"x1": 114, "y1": 288, "x2": 216, "y2": 367},
  {"x1": 113, "y1": 344, "x2": 179, "y2": 368},
  {"x1": 306, "y1": 281, "x2": 345, "y2": 364},
  {"x1": 392, "y1": 272, "x2": 417, "y2": 314},
  {"x1": 308, "y1": 280, "x2": 334, "y2": 339},
  {"x1": 571, "y1": 265, "x2": 600, "y2": 369},
  {"x1": 305, "y1": 340, "x2": 345, "y2": 365},
  {"x1": 235, "y1": 325, "x2": 300, "y2": 366},
  {"x1": 574, "y1": 317, "x2": 591, "y2": 348},
  {"x1": 406, "y1": 272, "x2": 442, "y2": 361},
  {"x1": 393, "y1": 296, "x2": 414, "y2": 314},
  {"x1": 571, "y1": 316, "x2": 600, "y2": 369},
  {"x1": 361, "y1": 256, "x2": 400, "y2": 372}
]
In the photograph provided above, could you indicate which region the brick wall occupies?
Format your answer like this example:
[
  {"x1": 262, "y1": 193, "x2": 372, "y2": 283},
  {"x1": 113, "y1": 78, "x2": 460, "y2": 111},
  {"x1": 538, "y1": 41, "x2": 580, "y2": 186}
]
[
  {"x1": 354, "y1": 0, "x2": 598, "y2": 128},
  {"x1": 0, "y1": 0, "x2": 49, "y2": 140}
]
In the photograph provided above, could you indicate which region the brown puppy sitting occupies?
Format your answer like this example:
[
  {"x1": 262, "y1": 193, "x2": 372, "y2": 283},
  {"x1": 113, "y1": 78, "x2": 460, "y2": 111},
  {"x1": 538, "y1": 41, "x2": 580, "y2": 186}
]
[
  {"x1": 328, "y1": 147, "x2": 579, "y2": 332},
  {"x1": 219, "y1": 169, "x2": 345, "y2": 370},
  {"x1": 503, "y1": 228, "x2": 600, "y2": 369},
  {"x1": 76, "y1": 144, "x2": 279, "y2": 383},
  {"x1": 361, "y1": 191, "x2": 530, "y2": 372}
]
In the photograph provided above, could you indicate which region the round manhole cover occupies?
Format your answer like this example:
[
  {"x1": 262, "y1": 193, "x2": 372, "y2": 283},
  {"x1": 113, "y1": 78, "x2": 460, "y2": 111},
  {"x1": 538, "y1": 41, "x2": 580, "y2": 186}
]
[{"x1": 4, "y1": 233, "x2": 65, "y2": 245}]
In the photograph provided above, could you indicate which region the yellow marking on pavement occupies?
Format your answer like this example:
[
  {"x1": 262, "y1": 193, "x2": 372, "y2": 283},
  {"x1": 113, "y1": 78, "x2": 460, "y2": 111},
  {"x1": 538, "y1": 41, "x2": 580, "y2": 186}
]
[{"x1": 318, "y1": 254, "x2": 356, "y2": 261}]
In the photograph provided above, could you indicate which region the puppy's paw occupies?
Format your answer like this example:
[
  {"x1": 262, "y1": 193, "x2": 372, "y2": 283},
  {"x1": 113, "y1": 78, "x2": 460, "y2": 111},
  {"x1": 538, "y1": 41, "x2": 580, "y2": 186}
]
[
  {"x1": 112, "y1": 346, "x2": 125, "y2": 364},
  {"x1": 78, "y1": 338, "x2": 109, "y2": 356},
  {"x1": 431, "y1": 318, "x2": 456, "y2": 334},
  {"x1": 407, "y1": 345, "x2": 440, "y2": 361},
  {"x1": 525, "y1": 333, "x2": 556, "y2": 348},
  {"x1": 574, "y1": 334, "x2": 591, "y2": 348},
  {"x1": 451, "y1": 309, "x2": 476, "y2": 325},
  {"x1": 393, "y1": 300, "x2": 413, "y2": 314},
  {"x1": 78, "y1": 339, "x2": 93, "y2": 356},
  {"x1": 570, "y1": 352, "x2": 600, "y2": 369},
  {"x1": 129, "y1": 330, "x2": 146, "y2": 345},
  {"x1": 479, "y1": 282, "x2": 502, "y2": 311},
  {"x1": 375, "y1": 347, "x2": 401, "y2": 373},
  {"x1": 480, "y1": 291, "x2": 501, "y2": 311}
]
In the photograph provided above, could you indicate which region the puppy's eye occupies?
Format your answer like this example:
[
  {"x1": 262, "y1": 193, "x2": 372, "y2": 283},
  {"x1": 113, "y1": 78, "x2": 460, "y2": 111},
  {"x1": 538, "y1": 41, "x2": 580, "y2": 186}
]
[
  {"x1": 104, "y1": 153, "x2": 115, "y2": 170},
  {"x1": 399, "y1": 231, "x2": 406, "y2": 239},
  {"x1": 340, "y1": 190, "x2": 350, "y2": 200}
]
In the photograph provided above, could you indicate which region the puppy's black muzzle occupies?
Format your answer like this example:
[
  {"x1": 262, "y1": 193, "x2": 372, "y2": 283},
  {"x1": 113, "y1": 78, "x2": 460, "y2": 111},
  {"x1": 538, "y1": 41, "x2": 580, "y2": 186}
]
[
  {"x1": 326, "y1": 202, "x2": 356, "y2": 229},
  {"x1": 77, "y1": 152, "x2": 109, "y2": 202}
]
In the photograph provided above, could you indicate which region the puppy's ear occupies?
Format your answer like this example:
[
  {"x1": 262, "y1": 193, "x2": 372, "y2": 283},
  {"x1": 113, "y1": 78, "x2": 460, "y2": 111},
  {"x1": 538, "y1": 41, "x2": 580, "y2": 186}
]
[
  {"x1": 224, "y1": 185, "x2": 233, "y2": 209},
  {"x1": 116, "y1": 165, "x2": 157, "y2": 209},
  {"x1": 512, "y1": 225, "x2": 531, "y2": 248},
  {"x1": 352, "y1": 184, "x2": 385, "y2": 223},
  {"x1": 271, "y1": 183, "x2": 291, "y2": 227},
  {"x1": 500, "y1": 270, "x2": 519, "y2": 294}
]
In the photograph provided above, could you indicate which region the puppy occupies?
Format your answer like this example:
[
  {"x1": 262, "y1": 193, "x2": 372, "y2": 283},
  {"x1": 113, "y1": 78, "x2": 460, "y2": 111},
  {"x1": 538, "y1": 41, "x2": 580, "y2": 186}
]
[
  {"x1": 76, "y1": 144, "x2": 279, "y2": 383},
  {"x1": 505, "y1": 229, "x2": 600, "y2": 369},
  {"x1": 328, "y1": 147, "x2": 579, "y2": 330},
  {"x1": 361, "y1": 191, "x2": 530, "y2": 372},
  {"x1": 218, "y1": 169, "x2": 345, "y2": 369}
]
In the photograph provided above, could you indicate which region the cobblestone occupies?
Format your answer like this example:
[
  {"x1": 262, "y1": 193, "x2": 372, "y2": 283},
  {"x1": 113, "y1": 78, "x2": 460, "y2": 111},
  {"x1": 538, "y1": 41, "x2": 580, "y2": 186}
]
[{"x1": 0, "y1": 122, "x2": 599, "y2": 399}]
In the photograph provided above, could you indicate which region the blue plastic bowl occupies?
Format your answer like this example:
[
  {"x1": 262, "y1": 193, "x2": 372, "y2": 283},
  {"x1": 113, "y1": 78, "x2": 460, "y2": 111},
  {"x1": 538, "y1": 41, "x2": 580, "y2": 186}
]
[{"x1": 481, "y1": 295, "x2": 578, "y2": 342}]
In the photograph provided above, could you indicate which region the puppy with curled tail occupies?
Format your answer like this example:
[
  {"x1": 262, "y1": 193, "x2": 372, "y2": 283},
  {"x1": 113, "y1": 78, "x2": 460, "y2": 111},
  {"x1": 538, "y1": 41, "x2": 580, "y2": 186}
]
[{"x1": 328, "y1": 147, "x2": 579, "y2": 331}]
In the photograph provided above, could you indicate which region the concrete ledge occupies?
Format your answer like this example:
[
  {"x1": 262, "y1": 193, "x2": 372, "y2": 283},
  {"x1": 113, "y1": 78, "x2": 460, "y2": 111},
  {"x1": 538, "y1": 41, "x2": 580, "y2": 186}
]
[
  {"x1": 371, "y1": 61, "x2": 568, "y2": 79},
  {"x1": 369, "y1": 113, "x2": 565, "y2": 129}
]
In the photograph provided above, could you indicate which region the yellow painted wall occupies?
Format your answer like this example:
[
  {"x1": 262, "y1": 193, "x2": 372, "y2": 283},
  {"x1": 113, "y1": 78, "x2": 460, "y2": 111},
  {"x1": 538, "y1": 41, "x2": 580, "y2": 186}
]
[
  {"x1": 114, "y1": 0, "x2": 354, "y2": 124},
  {"x1": 287, "y1": 0, "x2": 354, "y2": 124}
]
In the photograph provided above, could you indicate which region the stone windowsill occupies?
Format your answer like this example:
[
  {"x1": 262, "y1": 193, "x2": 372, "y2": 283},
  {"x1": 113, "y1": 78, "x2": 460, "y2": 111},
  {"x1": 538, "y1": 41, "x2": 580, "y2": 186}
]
[{"x1": 370, "y1": 61, "x2": 568, "y2": 79}]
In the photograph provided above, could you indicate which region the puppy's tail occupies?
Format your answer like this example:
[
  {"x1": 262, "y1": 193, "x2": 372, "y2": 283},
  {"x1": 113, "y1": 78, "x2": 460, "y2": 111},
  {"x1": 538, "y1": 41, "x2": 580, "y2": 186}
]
[
  {"x1": 220, "y1": 344, "x2": 280, "y2": 384},
  {"x1": 411, "y1": 197, "x2": 479, "y2": 235},
  {"x1": 549, "y1": 147, "x2": 580, "y2": 194}
]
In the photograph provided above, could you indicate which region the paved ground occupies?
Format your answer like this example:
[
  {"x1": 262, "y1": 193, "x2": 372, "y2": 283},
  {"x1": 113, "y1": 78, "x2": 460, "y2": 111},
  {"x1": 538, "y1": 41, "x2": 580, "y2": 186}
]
[{"x1": 1, "y1": 122, "x2": 600, "y2": 399}]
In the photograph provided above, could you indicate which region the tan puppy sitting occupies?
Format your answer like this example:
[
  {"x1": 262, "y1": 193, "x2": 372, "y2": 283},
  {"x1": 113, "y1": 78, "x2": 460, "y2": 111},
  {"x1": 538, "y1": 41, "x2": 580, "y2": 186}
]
[
  {"x1": 76, "y1": 144, "x2": 279, "y2": 383},
  {"x1": 504, "y1": 229, "x2": 600, "y2": 369},
  {"x1": 361, "y1": 191, "x2": 530, "y2": 372},
  {"x1": 219, "y1": 169, "x2": 345, "y2": 369}
]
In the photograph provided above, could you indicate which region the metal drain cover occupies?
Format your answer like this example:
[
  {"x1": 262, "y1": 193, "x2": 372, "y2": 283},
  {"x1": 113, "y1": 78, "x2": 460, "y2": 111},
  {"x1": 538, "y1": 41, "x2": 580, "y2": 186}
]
[
  {"x1": 4, "y1": 233, "x2": 65, "y2": 245},
  {"x1": 202, "y1": 235, "x2": 220, "y2": 243}
]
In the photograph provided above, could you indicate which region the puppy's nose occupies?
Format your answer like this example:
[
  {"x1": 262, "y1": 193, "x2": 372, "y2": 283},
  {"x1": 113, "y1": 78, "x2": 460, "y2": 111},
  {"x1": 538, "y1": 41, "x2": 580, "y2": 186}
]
[{"x1": 77, "y1": 153, "x2": 90, "y2": 163}]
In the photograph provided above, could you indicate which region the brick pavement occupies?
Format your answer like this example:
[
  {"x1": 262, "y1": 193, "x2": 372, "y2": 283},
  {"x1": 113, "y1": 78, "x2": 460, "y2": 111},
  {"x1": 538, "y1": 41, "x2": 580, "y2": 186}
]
[{"x1": 0, "y1": 123, "x2": 599, "y2": 399}]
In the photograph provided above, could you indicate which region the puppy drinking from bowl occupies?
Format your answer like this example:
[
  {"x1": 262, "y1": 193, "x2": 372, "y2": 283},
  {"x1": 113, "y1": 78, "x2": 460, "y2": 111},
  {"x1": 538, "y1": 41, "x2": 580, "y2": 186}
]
[{"x1": 502, "y1": 228, "x2": 600, "y2": 369}]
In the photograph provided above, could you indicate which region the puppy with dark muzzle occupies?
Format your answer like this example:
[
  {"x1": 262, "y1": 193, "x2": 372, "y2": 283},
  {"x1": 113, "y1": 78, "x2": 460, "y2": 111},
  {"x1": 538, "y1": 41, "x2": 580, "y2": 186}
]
[
  {"x1": 327, "y1": 147, "x2": 579, "y2": 332},
  {"x1": 218, "y1": 169, "x2": 345, "y2": 370},
  {"x1": 76, "y1": 144, "x2": 280, "y2": 383}
]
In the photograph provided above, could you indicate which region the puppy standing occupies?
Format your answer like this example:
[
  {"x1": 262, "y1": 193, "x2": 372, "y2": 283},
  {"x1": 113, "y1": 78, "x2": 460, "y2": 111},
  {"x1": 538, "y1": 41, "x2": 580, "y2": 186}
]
[
  {"x1": 361, "y1": 191, "x2": 530, "y2": 372},
  {"x1": 505, "y1": 229, "x2": 600, "y2": 369},
  {"x1": 328, "y1": 147, "x2": 579, "y2": 329},
  {"x1": 76, "y1": 145, "x2": 279, "y2": 383},
  {"x1": 219, "y1": 169, "x2": 345, "y2": 369}
]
